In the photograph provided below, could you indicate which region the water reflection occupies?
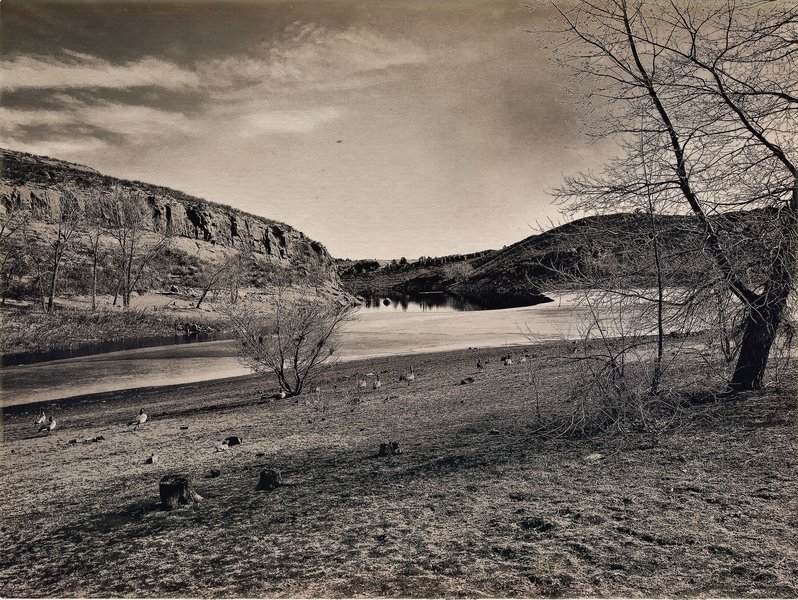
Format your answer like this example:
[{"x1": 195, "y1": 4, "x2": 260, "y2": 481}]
[
  {"x1": 360, "y1": 292, "x2": 543, "y2": 312},
  {"x1": 0, "y1": 331, "x2": 231, "y2": 367}
]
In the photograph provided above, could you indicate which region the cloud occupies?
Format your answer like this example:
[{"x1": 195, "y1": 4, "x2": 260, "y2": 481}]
[
  {"x1": 1, "y1": 25, "x2": 425, "y2": 96},
  {"x1": 1, "y1": 101, "x2": 192, "y2": 150},
  {"x1": 2, "y1": 136, "x2": 108, "y2": 157},
  {"x1": 0, "y1": 52, "x2": 200, "y2": 92},
  {"x1": 1, "y1": 23, "x2": 422, "y2": 151},
  {"x1": 199, "y1": 23, "x2": 427, "y2": 97},
  {"x1": 239, "y1": 107, "x2": 342, "y2": 136}
]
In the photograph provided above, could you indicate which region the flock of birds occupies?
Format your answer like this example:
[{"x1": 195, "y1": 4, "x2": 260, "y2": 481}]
[
  {"x1": 355, "y1": 366, "x2": 415, "y2": 391},
  {"x1": 34, "y1": 409, "x2": 56, "y2": 433},
  {"x1": 31, "y1": 351, "x2": 534, "y2": 439},
  {"x1": 33, "y1": 407, "x2": 147, "y2": 435}
]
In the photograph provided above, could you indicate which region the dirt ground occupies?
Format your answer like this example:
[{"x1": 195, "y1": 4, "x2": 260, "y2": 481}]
[{"x1": 1, "y1": 343, "x2": 796, "y2": 597}]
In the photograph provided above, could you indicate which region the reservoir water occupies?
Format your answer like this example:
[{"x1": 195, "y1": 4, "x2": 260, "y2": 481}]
[{"x1": 1, "y1": 293, "x2": 591, "y2": 406}]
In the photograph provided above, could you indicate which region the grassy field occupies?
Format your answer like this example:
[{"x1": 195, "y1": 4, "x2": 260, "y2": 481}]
[{"x1": 1, "y1": 342, "x2": 795, "y2": 597}]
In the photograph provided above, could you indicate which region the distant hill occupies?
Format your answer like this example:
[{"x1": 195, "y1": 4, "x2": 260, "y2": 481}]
[
  {"x1": 0, "y1": 148, "x2": 342, "y2": 297},
  {"x1": 340, "y1": 211, "x2": 775, "y2": 304}
]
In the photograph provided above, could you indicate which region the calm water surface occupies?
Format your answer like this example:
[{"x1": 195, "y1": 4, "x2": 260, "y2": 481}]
[{"x1": 1, "y1": 293, "x2": 591, "y2": 406}]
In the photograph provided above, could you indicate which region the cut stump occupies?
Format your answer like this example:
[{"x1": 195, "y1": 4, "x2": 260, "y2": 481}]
[
  {"x1": 256, "y1": 468, "x2": 283, "y2": 491},
  {"x1": 159, "y1": 474, "x2": 202, "y2": 510}
]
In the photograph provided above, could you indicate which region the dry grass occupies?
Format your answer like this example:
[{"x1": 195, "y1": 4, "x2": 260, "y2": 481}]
[{"x1": 1, "y1": 342, "x2": 795, "y2": 597}]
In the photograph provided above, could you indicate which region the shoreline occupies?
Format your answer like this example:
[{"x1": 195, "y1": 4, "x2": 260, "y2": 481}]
[{"x1": 1, "y1": 342, "x2": 548, "y2": 412}]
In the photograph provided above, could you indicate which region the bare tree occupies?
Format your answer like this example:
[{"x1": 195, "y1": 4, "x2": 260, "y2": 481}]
[
  {"x1": 225, "y1": 280, "x2": 355, "y2": 397},
  {"x1": 84, "y1": 192, "x2": 106, "y2": 311},
  {"x1": 195, "y1": 248, "x2": 251, "y2": 309},
  {"x1": 45, "y1": 189, "x2": 82, "y2": 312},
  {"x1": 103, "y1": 188, "x2": 169, "y2": 309},
  {"x1": 0, "y1": 188, "x2": 29, "y2": 305},
  {"x1": 15, "y1": 188, "x2": 81, "y2": 312},
  {"x1": 547, "y1": 0, "x2": 797, "y2": 391}
]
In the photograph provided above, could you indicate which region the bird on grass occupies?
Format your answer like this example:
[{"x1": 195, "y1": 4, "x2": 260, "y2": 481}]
[
  {"x1": 477, "y1": 359, "x2": 484, "y2": 370},
  {"x1": 399, "y1": 366, "x2": 415, "y2": 384},
  {"x1": 34, "y1": 408, "x2": 47, "y2": 426},
  {"x1": 373, "y1": 375, "x2": 382, "y2": 391},
  {"x1": 129, "y1": 408, "x2": 147, "y2": 429},
  {"x1": 38, "y1": 416, "x2": 57, "y2": 433},
  {"x1": 357, "y1": 373, "x2": 368, "y2": 389}
]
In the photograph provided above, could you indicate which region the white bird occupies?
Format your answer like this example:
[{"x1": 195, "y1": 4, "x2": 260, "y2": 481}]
[
  {"x1": 34, "y1": 409, "x2": 47, "y2": 426},
  {"x1": 129, "y1": 408, "x2": 147, "y2": 428},
  {"x1": 373, "y1": 375, "x2": 382, "y2": 390},
  {"x1": 39, "y1": 416, "x2": 57, "y2": 433}
]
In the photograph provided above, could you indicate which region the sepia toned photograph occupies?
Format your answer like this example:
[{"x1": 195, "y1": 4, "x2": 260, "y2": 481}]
[{"x1": 0, "y1": 0, "x2": 796, "y2": 597}]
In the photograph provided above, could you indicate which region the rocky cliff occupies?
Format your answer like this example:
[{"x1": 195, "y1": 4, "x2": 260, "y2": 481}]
[{"x1": 0, "y1": 148, "x2": 340, "y2": 286}]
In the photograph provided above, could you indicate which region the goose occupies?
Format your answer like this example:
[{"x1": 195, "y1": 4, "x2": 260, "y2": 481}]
[
  {"x1": 477, "y1": 359, "x2": 484, "y2": 370},
  {"x1": 34, "y1": 408, "x2": 47, "y2": 426},
  {"x1": 357, "y1": 374, "x2": 368, "y2": 389},
  {"x1": 372, "y1": 375, "x2": 382, "y2": 391},
  {"x1": 128, "y1": 408, "x2": 147, "y2": 428},
  {"x1": 405, "y1": 366, "x2": 416, "y2": 382},
  {"x1": 38, "y1": 416, "x2": 57, "y2": 433},
  {"x1": 519, "y1": 355, "x2": 528, "y2": 364}
]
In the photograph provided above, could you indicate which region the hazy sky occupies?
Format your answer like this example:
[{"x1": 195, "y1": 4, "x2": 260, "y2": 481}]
[{"x1": 1, "y1": 0, "x2": 610, "y2": 259}]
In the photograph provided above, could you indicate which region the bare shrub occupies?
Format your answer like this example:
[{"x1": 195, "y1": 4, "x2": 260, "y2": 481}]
[{"x1": 225, "y1": 280, "x2": 355, "y2": 397}]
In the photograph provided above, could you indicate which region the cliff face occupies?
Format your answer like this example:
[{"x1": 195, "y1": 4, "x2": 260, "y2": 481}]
[{"x1": 0, "y1": 148, "x2": 339, "y2": 285}]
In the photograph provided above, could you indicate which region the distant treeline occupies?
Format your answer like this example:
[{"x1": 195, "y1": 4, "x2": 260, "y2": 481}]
[{"x1": 337, "y1": 249, "x2": 493, "y2": 277}]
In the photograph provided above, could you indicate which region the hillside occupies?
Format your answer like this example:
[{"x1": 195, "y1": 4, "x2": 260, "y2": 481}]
[
  {"x1": 0, "y1": 148, "x2": 341, "y2": 293},
  {"x1": 340, "y1": 211, "x2": 775, "y2": 303}
]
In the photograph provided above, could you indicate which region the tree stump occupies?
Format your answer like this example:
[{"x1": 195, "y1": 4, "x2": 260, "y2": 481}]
[
  {"x1": 256, "y1": 468, "x2": 282, "y2": 491},
  {"x1": 159, "y1": 474, "x2": 202, "y2": 510},
  {"x1": 390, "y1": 441, "x2": 401, "y2": 455},
  {"x1": 378, "y1": 442, "x2": 390, "y2": 457}
]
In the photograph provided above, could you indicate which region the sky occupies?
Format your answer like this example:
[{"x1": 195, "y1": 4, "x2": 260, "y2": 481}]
[{"x1": 1, "y1": 0, "x2": 612, "y2": 259}]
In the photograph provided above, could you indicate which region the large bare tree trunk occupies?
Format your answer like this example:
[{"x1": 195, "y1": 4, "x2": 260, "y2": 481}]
[
  {"x1": 730, "y1": 299, "x2": 784, "y2": 391},
  {"x1": 731, "y1": 202, "x2": 795, "y2": 390}
]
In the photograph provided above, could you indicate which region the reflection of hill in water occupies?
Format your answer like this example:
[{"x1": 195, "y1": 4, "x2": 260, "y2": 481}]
[{"x1": 360, "y1": 292, "x2": 552, "y2": 312}]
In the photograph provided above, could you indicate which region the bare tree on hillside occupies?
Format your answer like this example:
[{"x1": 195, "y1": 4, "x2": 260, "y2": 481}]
[
  {"x1": 547, "y1": 0, "x2": 797, "y2": 391},
  {"x1": 17, "y1": 188, "x2": 82, "y2": 312},
  {"x1": 103, "y1": 188, "x2": 170, "y2": 309},
  {"x1": 84, "y1": 193, "x2": 106, "y2": 311},
  {"x1": 225, "y1": 281, "x2": 355, "y2": 397},
  {"x1": 0, "y1": 189, "x2": 30, "y2": 305},
  {"x1": 195, "y1": 248, "x2": 252, "y2": 309},
  {"x1": 45, "y1": 189, "x2": 82, "y2": 312}
]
